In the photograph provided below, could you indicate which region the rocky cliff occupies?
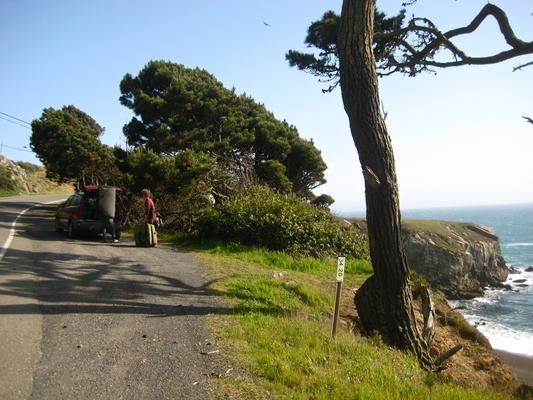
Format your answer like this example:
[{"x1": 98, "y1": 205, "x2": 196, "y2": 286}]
[
  {"x1": 347, "y1": 218, "x2": 509, "y2": 300},
  {"x1": 402, "y1": 220, "x2": 509, "y2": 299},
  {"x1": 0, "y1": 154, "x2": 72, "y2": 194}
]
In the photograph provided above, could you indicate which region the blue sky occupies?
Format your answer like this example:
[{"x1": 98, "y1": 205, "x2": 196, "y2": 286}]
[{"x1": 1, "y1": 0, "x2": 532, "y2": 212}]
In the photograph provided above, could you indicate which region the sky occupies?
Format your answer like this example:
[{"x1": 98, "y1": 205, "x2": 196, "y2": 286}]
[{"x1": 1, "y1": 0, "x2": 532, "y2": 213}]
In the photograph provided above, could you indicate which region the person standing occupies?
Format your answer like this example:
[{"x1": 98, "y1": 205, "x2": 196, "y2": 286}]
[
  {"x1": 102, "y1": 217, "x2": 118, "y2": 243},
  {"x1": 133, "y1": 189, "x2": 158, "y2": 247},
  {"x1": 99, "y1": 186, "x2": 119, "y2": 243},
  {"x1": 142, "y1": 189, "x2": 157, "y2": 224}
]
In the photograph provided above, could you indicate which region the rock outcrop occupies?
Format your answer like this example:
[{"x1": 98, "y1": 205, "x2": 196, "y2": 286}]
[
  {"x1": 0, "y1": 154, "x2": 30, "y2": 192},
  {"x1": 347, "y1": 218, "x2": 509, "y2": 299},
  {"x1": 0, "y1": 154, "x2": 71, "y2": 194},
  {"x1": 402, "y1": 220, "x2": 509, "y2": 299}
]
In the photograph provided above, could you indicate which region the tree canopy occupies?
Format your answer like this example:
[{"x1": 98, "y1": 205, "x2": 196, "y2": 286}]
[
  {"x1": 286, "y1": 8, "x2": 406, "y2": 91},
  {"x1": 119, "y1": 60, "x2": 328, "y2": 199},
  {"x1": 30, "y1": 105, "x2": 118, "y2": 185},
  {"x1": 287, "y1": 4, "x2": 533, "y2": 91}
]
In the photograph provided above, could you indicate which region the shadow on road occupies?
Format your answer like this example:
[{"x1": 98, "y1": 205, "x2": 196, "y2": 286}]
[
  {"x1": 0, "y1": 202, "x2": 44, "y2": 230},
  {"x1": 0, "y1": 205, "x2": 233, "y2": 318}
]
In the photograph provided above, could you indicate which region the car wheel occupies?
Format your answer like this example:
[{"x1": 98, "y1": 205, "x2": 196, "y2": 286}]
[
  {"x1": 67, "y1": 221, "x2": 75, "y2": 238},
  {"x1": 55, "y1": 217, "x2": 63, "y2": 233}
]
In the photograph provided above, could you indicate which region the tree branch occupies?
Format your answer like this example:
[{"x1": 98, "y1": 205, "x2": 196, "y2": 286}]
[
  {"x1": 444, "y1": 4, "x2": 527, "y2": 48},
  {"x1": 288, "y1": 3, "x2": 533, "y2": 89},
  {"x1": 421, "y1": 43, "x2": 533, "y2": 68},
  {"x1": 514, "y1": 60, "x2": 533, "y2": 72},
  {"x1": 377, "y1": 4, "x2": 533, "y2": 75}
]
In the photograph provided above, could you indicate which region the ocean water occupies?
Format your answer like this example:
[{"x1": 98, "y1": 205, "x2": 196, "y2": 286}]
[{"x1": 347, "y1": 203, "x2": 533, "y2": 356}]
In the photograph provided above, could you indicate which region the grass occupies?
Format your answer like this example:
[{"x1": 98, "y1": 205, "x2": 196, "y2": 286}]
[
  {"x1": 159, "y1": 231, "x2": 372, "y2": 285},
  {"x1": 0, "y1": 167, "x2": 72, "y2": 198},
  {"x1": 159, "y1": 232, "x2": 511, "y2": 399},
  {"x1": 401, "y1": 219, "x2": 493, "y2": 254},
  {"x1": 0, "y1": 189, "x2": 70, "y2": 197},
  {"x1": 437, "y1": 308, "x2": 491, "y2": 346}
]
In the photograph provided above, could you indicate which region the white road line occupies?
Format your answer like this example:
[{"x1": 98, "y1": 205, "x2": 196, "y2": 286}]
[{"x1": 0, "y1": 199, "x2": 66, "y2": 262}]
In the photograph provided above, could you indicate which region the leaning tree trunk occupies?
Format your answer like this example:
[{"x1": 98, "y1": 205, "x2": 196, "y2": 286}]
[{"x1": 337, "y1": 0, "x2": 434, "y2": 370}]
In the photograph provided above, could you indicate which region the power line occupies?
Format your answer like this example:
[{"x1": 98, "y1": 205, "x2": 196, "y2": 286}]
[
  {"x1": 0, "y1": 143, "x2": 32, "y2": 153},
  {"x1": 0, "y1": 115, "x2": 31, "y2": 129},
  {"x1": 0, "y1": 111, "x2": 31, "y2": 126}
]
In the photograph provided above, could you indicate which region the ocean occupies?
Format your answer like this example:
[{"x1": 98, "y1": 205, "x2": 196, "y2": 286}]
[{"x1": 347, "y1": 203, "x2": 533, "y2": 357}]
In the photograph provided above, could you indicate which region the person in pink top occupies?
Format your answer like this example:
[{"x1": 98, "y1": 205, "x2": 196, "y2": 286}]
[{"x1": 141, "y1": 188, "x2": 157, "y2": 224}]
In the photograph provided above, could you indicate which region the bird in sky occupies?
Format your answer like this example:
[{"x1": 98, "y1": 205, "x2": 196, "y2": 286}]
[
  {"x1": 522, "y1": 116, "x2": 533, "y2": 125},
  {"x1": 263, "y1": 21, "x2": 271, "y2": 27}
]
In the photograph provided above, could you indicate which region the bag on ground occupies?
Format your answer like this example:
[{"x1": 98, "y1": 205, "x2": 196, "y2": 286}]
[{"x1": 134, "y1": 223, "x2": 157, "y2": 247}]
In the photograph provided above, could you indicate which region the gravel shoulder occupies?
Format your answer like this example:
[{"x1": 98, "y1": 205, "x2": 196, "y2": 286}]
[{"x1": 0, "y1": 200, "x2": 228, "y2": 399}]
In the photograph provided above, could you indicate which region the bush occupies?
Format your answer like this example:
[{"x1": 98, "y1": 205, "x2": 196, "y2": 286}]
[
  {"x1": 199, "y1": 185, "x2": 369, "y2": 259},
  {"x1": 0, "y1": 164, "x2": 17, "y2": 193},
  {"x1": 15, "y1": 161, "x2": 42, "y2": 173}
]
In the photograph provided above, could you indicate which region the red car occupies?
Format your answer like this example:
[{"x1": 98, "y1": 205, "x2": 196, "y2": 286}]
[{"x1": 55, "y1": 185, "x2": 124, "y2": 239}]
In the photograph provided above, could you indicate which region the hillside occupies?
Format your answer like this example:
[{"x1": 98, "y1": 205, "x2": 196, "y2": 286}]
[
  {"x1": 161, "y1": 236, "x2": 526, "y2": 399},
  {"x1": 0, "y1": 155, "x2": 72, "y2": 196}
]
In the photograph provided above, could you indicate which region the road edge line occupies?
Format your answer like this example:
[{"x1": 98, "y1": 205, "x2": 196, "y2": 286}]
[{"x1": 0, "y1": 199, "x2": 66, "y2": 262}]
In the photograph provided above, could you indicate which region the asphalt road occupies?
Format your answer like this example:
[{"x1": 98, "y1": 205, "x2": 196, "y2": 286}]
[{"x1": 0, "y1": 195, "x2": 227, "y2": 399}]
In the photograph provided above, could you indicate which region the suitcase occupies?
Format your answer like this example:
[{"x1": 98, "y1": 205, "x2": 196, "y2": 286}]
[{"x1": 134, "y1": 223, "x2": 157, "y2": 247}]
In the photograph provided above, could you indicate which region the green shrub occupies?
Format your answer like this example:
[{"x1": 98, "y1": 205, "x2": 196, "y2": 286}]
[
  {"x1": 15, "y1": 161, "x2": 42, "y2": 173},
  {"x1": 0, "y1": 164, "x2": 17, "y2": 193},
  {"x1": 199, "y1": 185, "x2": 369, "y2": 259}
]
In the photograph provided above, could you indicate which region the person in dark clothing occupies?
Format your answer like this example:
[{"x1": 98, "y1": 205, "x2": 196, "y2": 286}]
[
  {"x1": 102, "y1": 217, "x2": 118, "y2": 243},
  {"x1": 141, "y1": 188, "x2": 157, "y2": 224},
  {"x1": 98, "y1": 186, "x2": 118, "y2": 243}
]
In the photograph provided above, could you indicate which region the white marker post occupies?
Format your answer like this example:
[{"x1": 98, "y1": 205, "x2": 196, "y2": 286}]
[{"x1": 331, "y1": 256, "x2": 346, "y2": 338}]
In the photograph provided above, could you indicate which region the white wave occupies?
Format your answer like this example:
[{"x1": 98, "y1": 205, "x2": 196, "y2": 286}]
[
  {"x1": 452, "y1": 302, "x2": 533, "y2": 357},
  {"x1": 449, "y1": 297, "x2": 533, "y2": 356},
  {"x1": 474, "y1": 323, "x2": 533, "y2": 357},
  {"x1": 507, "y1": 275, "x2": 533, "y2": 290},
  {"x1": 449, "y1": 290, "x2": 503, "y2": 310},
  {"x1": 447, "y1": 300, "x2": 460, "y2": 308},
  {"x1": 472, "y1": 296, "x2": 498, "y2": 305},
  {"x1": 503, "y1": 242, "x2": 533, "y2": 247}
]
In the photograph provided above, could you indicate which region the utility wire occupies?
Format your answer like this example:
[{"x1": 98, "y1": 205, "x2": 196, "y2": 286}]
[
  {"x1": 1, "y1": 143, "x2": 32, "y2": 153},
  {"x1": 0, "y1": 115, "x2": 31, "y2": 129},
  {"x1": 0, "y1": 111, "x2": 31, "y2": 126}
]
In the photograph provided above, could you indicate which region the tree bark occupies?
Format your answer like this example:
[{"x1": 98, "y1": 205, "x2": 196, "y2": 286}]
[{"x1": 337, "y1": 0, "x2": 433, "y2": 369}]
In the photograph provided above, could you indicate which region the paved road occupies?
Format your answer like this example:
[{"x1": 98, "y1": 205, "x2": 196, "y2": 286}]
[
  {"x1": 0, "y1": 195, "x2": 227, "y2": 399},
  {"x1": 0, "y1": 194, "x2": 67, "y2": 252}
]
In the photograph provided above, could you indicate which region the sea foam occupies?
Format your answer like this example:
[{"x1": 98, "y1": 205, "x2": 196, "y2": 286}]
[{"x1": 476, "y1": 322, "x2": 533, "y2": 357}]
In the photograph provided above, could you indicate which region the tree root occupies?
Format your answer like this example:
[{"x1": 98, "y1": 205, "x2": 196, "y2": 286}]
[
  {"x1": 420, "y1": 286, "x2": 435, "y2": 350},
  {"x1": 434, "y1": 344, "x2": 464, "y2": 372},
  {"x1": 421, "y1": 286, "x2": 463, "y2": 371}
]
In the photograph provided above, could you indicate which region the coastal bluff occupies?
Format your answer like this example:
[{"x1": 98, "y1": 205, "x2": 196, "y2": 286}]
[
  {"x1": 401, "y1": 220, "x2": 509, "y2": 299},
  {"x1": 349, "y1": 219, "x2": 509, "y2": 299}
]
